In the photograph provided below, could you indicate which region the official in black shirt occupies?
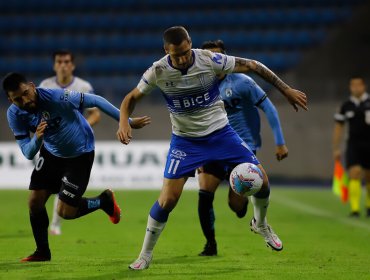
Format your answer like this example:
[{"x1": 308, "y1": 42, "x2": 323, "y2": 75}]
[{"x1": 333, "y1": 76, "x2": 370, "y2": 217}]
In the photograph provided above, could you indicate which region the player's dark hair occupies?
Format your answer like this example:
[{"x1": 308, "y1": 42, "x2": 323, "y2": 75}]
[
  {"x1": 2, "y1": 72, "x2": 27, "y2": 96},
  {"x1": 201, "y1": 40, "x2": 226, "y2": 54},
  {"x1": 52, "y1": 49, "x2": 74, "y2": 62},
  {"x1": 163, "y1": 26, "x2": 191, "y2": 46},
  {"x1": 350, "y1": 75, "x2": 365, "y2": 82}
]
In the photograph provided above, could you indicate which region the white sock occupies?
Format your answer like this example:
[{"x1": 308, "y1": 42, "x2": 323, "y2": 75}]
[
  {"x1": 251, "y1": 196, "x2": 269, "y2": 228},
  {"x1": 140, "y1": 215, "x2": 166, "y2": 257},
  {"x1": 51, "y1": 195, "x2": 61, "y2": 227}
]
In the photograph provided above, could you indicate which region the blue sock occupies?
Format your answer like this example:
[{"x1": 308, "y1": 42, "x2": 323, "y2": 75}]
[{"x1": 149, "y1": 201, "x2": 170, "y2": 223}]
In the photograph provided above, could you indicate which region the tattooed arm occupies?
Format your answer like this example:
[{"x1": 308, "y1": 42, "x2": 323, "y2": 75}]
[{"x1": 234, "y1": 57, "x2": 308, "y2": 111}]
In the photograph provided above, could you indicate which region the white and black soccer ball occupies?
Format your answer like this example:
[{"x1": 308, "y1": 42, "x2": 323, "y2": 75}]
[{"x1": 229, "y1": 163, "x2": 263, "y2": 196}]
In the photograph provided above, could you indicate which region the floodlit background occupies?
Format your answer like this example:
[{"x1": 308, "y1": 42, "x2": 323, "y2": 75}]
[{"x1": 1, "y1": 0, "x2": 370, "y2": 186}]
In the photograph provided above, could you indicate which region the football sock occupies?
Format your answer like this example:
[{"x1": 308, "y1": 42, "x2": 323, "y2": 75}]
[
  {"x1": 76, "y1": 196, "x2": 102, "y2": 218},
  {"x1": 30, "y1": 208, "x2": 50, "y2": 252},
  {"x1": 140, "y1": 201, "x2": 169, "y2": 257},
  {"x1": 252, "y1": 186, "x2": 270, "y2": 228},
  {"x1": 349, "y1": 179, "x2": 361, "y2": 213},
  {"x1": 51, "y1": 195, "x2": 61, "y2": 227},
  {"x1": 198, "y1": 190, "x2": 216, "y2": 243},
  {"x1": 366, "y1": 183, "x2": 370, "y2": 209}
]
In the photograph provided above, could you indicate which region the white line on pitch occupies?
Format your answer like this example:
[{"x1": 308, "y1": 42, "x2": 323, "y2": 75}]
[{"x1": 272, "y1": 193, "x2": 370, "y2": 232}]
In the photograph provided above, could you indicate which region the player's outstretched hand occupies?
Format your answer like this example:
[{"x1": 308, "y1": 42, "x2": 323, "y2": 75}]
[
  {"x1": 36, "y1": 121, "x2": 47, "y2": 139},
  {"x1": 276, "y1": 145, "x2": 288, "y2": 161},
  {"x1": 130, "y1": 116, "x2": 151, "y2": 129},
  {"x1": 117, "y1": 123, "x2": 132, "y2": 145},
  {"x1": 333, "y1": 149, "x2": 341, "y2": 161},
  {"x1": 284, "y1": 88, "x2": 308, "y2": 112}
]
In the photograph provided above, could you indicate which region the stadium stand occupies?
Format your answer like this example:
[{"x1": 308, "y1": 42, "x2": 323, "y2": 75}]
[{"x1": 0, "y1": 0, "x2": 365, "y2": 103}]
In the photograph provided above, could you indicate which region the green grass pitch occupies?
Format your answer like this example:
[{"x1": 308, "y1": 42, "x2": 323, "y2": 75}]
[{"x1": 0, "y1": 187, "x2": 369, "y2": 280}]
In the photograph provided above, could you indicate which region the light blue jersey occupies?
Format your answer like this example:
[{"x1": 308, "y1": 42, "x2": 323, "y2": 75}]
[
  {"x1": 219, "y1": 73, "x2": 285, "y2": 151},
  {"x1": 7, "y1": 87, "x2": 119, "y2": 159}
]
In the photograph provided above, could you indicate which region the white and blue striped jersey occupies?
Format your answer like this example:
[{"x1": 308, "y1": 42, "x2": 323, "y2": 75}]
[{"x1": 137, "y1": 49, "x2": 235, "y2": 137}]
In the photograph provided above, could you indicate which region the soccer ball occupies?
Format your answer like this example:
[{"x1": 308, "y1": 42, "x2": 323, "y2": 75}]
[{"x1": 229, "y1": 163, "x2": 263, "y2": 196}]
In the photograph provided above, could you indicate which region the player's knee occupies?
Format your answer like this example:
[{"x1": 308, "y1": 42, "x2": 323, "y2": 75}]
[
  {"x1": 159, "y1": 195, "x2": 179, "y2": 211},
  {"x1": 262, "y1": 173, "x2": 269, "y2": 188},
  {"x1": 228, "y1": 193, "x2": 246, "y2": 213},
  {"x1": 228, "y1": 200, "x2": 238, "y2": 212},
  {"x1": 57, "y1": 209, "x2": 75, "y2": 220},
  {"x1": 57, "y1": 203, "x2": 78, "y2": 219},
  {"x1": 28, "y1": 197, "x2": 46, "y2": 213}
]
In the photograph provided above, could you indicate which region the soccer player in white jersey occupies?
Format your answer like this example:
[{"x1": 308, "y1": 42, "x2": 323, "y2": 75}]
[{"x1": 117, "y1": 26, "x2": 308, "y2": 270}]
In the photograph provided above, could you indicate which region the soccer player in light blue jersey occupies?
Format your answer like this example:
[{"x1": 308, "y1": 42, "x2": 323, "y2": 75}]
[
  {"x1": 3, "y1": 72, "x2": 150, "y2": 262},
  {"x1": 117, "y1": 26, "x2": 307, "y2": 270},
  {"x1": 40, "y1": 49, "x2": 101, "y2": 235},
  {"x1": 197, "y1": 40, "x2": 288, "y2": 256}
]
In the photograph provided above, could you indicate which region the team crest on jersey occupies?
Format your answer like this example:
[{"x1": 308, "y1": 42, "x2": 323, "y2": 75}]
[
  {"x1": 41, "y1": 111, "x2": 50, "y2": 121},
  {"x1": 170, "y1": 149, "x2": 187, "y2": 159},
  {"x1": 41, "y1": 110, "x2": 61, "y2": 130},
  {"x1": 212, "y1": 53, "x2": 222, "y2": 64},
  {"x1": 225, "y1": 88, "x2": 233, "y2": 97},
  {"x1": 60, "y1": 89, "x2": 71, "y2": 101}
]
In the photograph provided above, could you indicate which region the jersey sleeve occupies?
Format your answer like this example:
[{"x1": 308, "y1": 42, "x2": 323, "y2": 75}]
[
  {"x1": 7, "y1": 108, "x2": 30, "y2": 139},
  {"x1": 258, "y1": 97, "x2": 285, "y2": 146},
  {"x1": 7, "y1": 108, "x2": 42, "y2": 160},
  {"x1": 334, "y1": 103, "x2": 346, "y2": 123},
  {"x1": 137, "y1": 66, "x2": 157, "y2": 95},
  {"x1": 56, "y1": 89, "x2": 84, "y2": 110},
  {"x1": 82, "y1": 93, "x2": 119, "y2": 121},
  {"x1": 207, "y1": 50, "x2": 235, "y2": 75}
]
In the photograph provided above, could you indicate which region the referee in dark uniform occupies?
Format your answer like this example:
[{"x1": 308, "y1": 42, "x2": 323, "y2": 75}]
[{"x1": 333, "y1": 76, "x2": 370, "y2": 217}]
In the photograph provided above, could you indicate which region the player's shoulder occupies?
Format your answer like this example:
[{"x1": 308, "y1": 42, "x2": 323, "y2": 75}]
[
  {"x1": 144, "y1": 55, "x2": 171, "y2": 77},
  {"x1": 37, "y1": 87, "x2": 65, "y2": 101},
  {"x1": 73, "y1": 76, "x2": 92, "y2": 87},
  {"x1": 229, "y1": 73, "x2": 257, "y2": 86},
  {"x1": 229, "y1": 73, "x2": 254, "y2": 81},
  {"x1": 193, "y1": 48, "x2": 220, "y2": 63},
  {"x1": 71, "y1": 76, "x2": 93, "y2": 92},
  {"x1": 39, "y1": 76, "x2": 56, "y2": 87},
  {"x1": 194, "y1": 48, "x2": 212, "y2": 58},
  {"x1": 7, "y1": 104, "x2": 19, "y2": 117},
  {"x1": 7, "y1": 104, "x2": 29, "y2": 120},
  {"x1": 343, "y1": 98, "x2": 355, "y2": 107}
]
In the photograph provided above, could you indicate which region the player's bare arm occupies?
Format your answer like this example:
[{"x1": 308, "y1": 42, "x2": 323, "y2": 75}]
[
  {"x1": 333, "y1": 122, "x2": 344, "y2": 161},
  {"x1": 117, "y1": 87, "x2": 145, "y2": 144},
  {"x1": 130, "y1": 116, "x2": 151, "y2": 129},
  {"x1": 85, "y1": 107, "x2": 101, "y2": 126},
  {"x1": 233, "y1": 58, "x2": 308, "y2": 112}
]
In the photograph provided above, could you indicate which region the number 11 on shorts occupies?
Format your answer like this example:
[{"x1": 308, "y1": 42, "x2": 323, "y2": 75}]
[{"x1": 167, "y1": 158, "x2": 180, "y2": 175}]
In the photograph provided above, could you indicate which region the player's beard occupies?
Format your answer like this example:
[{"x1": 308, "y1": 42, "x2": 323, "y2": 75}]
[{"x1": 22, "y1": 102, "x2": 38, "y2": 113}]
